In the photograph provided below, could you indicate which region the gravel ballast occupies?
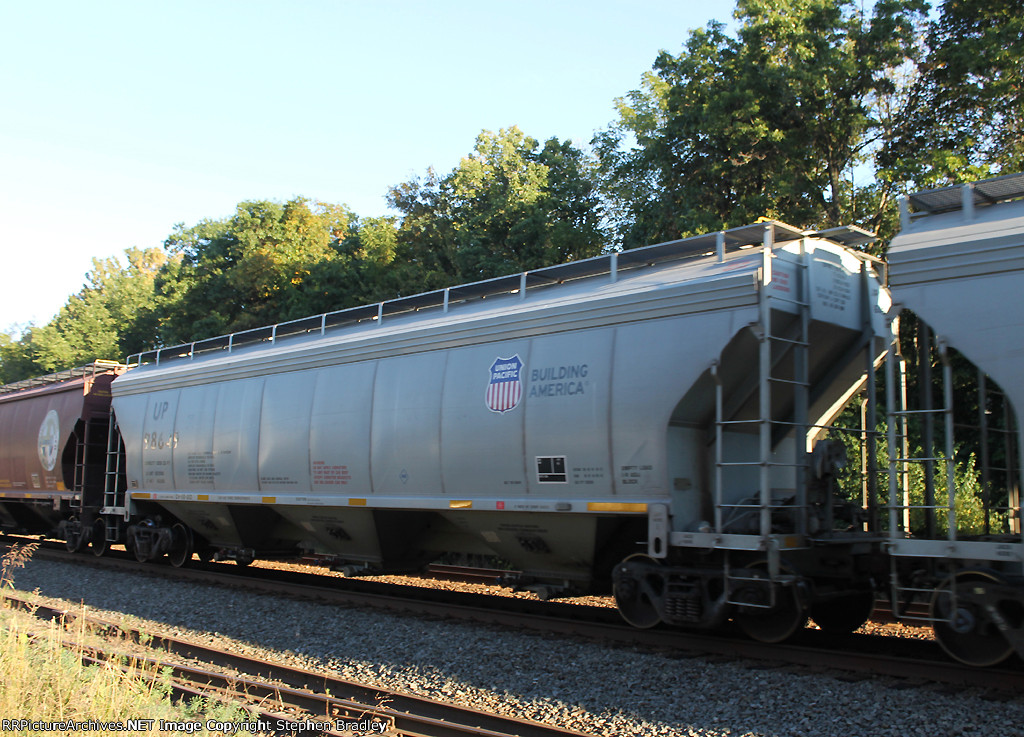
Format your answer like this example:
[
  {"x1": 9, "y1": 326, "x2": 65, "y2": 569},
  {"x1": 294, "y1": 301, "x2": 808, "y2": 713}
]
[{"x1": 6, "y1": 558, "x2": 1022, "y2": 737}]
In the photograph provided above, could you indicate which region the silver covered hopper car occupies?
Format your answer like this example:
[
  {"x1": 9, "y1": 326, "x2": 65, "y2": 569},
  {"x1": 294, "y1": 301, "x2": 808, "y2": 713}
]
[
  {"x1": 109, "y1": 219, "x2": 893, "y2": 642},
  {"x1": 885, "y1": 172, "x2": 1024, "y2": 665}
]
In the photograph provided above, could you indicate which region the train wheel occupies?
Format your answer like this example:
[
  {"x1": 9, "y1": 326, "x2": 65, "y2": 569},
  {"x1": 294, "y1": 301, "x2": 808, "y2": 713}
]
[
  {"x1": 810, "y1": 590, "x2": 875, "y2": 634},
  {"x1": 931, "y1": 571, "x2": 1013, "y2": 667},
  {"x1": 613, "y1": 554, "x2": 663, "y2": 629},
  {"x1": 167, "y1": 523, "x2": 193, "y2": 568},
  {"x1": 90, "y1": 518, "x2": 109, "y2": 558},
  {"x1": 235, "y1": 551, "x2": 254, "y2": 566},
  {"x1": 733, "y1": 564, "x2": 807, "y2": 644}
]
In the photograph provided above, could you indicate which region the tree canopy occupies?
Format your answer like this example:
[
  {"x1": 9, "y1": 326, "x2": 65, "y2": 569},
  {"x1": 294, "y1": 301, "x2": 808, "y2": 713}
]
[
  {"x1": 1, "y1": 248, "x2": 166, "y2": 380},
  {"x1": 385, "y1": 127, "x2": 608, "y2": 293},
  {"x1": 594, "y1": 0, "x2": 930, "y2": 247},
  {"x1": 878, "y1": 0, "x2": 1024, "y2": 187},
  {"x1": 157, "y1": 198, "x2": 354, "y2": 343},
  {"x1": 1, "y1": 0, "x2": 1019, "y2": 383}
]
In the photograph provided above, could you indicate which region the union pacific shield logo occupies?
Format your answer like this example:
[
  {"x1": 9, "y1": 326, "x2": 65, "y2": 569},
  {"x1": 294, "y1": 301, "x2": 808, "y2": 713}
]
[{"x1": 486, "y1": 355, "x2": 523, "y2": 413}]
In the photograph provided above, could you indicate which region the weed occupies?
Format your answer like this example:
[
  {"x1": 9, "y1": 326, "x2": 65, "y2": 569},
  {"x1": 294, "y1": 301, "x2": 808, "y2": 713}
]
[{"x1": 0, "y1": 542, "x2": 39, "y2": 590}]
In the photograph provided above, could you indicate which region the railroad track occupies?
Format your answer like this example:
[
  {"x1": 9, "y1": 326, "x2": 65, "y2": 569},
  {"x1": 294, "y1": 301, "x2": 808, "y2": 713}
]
[
  {"x1": 424, "y1": 564, "x2": 514, "y2": 586},
  {"x1": 7, "y1": 537, "x2": 1024, "y2": 694},
  {"x1": 2, "y1": 591, "x2": 589, "y2": 737}
]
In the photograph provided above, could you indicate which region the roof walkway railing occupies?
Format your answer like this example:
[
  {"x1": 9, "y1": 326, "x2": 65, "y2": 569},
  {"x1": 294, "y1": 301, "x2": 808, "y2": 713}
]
[
  {"x1": 899, "y1": 172, "x2": 1024, "y2": 228},
  {"x1": 127, "y1": 219, "x2": 871, "y2": 368},
  {"x1": 0, "y1": 360, "x2": 126, "y2": 396}
]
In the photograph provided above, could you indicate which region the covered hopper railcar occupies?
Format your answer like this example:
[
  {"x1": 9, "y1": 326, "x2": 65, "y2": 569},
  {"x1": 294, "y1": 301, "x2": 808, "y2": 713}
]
[
  {"x1": 0, "y1": 361, "x2": 126, "y2": 547},
  {"x1": 107, "y1": 219, "x2": 893, "y2": 642},
  {"x1": 883, "y1": 173, "x2": 1024, "y2": 665}
]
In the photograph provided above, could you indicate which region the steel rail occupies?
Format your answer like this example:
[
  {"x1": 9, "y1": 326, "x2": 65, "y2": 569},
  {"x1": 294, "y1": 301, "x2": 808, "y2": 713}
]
[
  {"x1": 14, "y1": 622, "x2": 350, "y2": 736},
  {"x1": 2, "y1": 592, "x2": 589, "y2": 737},
  {"x1": 6, "y1": 538, "x2": 1023, "y2": 693},
  {"x1": 423, "y1": 564, "x2": 515, "y2": 585},
  {"x1": 79, "y1": 654, "x2": 354, "y2": 737}
]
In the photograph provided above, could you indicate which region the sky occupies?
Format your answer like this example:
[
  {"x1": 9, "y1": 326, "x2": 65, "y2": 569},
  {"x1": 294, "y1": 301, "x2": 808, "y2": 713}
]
[{"x1": 1, "y1": 0, "x2": 738, "y2": 334}]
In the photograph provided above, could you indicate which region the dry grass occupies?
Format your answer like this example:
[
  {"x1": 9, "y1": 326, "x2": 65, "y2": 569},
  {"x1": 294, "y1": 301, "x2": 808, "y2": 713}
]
[{"x1": 0, "y1": 542, "x2": 258, "y2": 735}]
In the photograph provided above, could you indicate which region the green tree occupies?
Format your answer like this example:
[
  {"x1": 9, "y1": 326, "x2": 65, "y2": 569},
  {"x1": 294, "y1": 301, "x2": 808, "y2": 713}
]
[
  {"x1": 276, "y1": 215, "x2": 403, "y2": 318},
  {"x1": 160, "y1": 198, "x2": 354, "y2": 343},
  {"x1": 592, "y1": 71, "x2": 672, "y2": 247},
  {"x1": 596, "y1": 0, "x2": 926, "y2": 247},
  {"x1": 879, "y1": 0, "x2": 1024, "y2": 187},
  {"x1": 0, "y1": 331, "x2": 40, "y2": 384},
  {"x1": 28, "y1": 247, "x2": 168, "y2": 370},
  {"x1": 388, "y1": 127, "x2": 608, "y2": 292},
  {"x1": 0, "y1": 248, "x2": 169, "y2": 381}
]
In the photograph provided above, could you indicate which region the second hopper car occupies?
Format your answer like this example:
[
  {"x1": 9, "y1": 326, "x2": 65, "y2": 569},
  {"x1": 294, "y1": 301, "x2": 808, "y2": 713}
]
[
  {"x1": 882, "y1": 173, "x2": 1024, "y2": 665},
  {"x1": 0, "y1": 361, "x2": 125, "y2": 546}
]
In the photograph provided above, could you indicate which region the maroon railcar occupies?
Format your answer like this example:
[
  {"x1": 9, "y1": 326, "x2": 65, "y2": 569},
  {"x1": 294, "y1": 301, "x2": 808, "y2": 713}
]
[{"x1": 0, "y1": 361, "x2": 126, "y2": 542}]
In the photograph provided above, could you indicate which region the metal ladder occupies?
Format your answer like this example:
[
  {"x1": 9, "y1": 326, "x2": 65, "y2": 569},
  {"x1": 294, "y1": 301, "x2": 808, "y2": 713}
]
[
  {"x1": 102, "y1": 409, "x2": 127, "y2": 542},
  {"x1": 71, "y1": 420, "x2": 91, "y2": 495},
  {"x1": 885, "y1": 319, "x2": 965, "y2": 621},
  {"x1": 885, "y1": 321, "x2": 955, "y2": 620},
  {"x1": 716, "y1": 232, "x2": 812, "y2": 601},
  {"x1": 887, "y1": 322, "x2": 1024, "y2": 619},
  {"x1": 886, "y1": 321, "x2": 957, "y2": 543}
]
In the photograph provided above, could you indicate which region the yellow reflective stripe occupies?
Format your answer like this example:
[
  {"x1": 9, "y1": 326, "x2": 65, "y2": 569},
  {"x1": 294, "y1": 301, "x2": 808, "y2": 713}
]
[
  {"x1": 132, "y1": 492, "x2": 152, "y2": 500},
  {"x1": 348, "y1": 498, "x2": 367, "y2": 506},
  {"x1": 587, "y1": 502, "x2": 648, "y2": 513},
  {"x1": 198, "y1": 494, "x2": 209, "y2": 501},
  {"x1": 449, "y1": 500, "x2": 473, "y2": 509},
  {"x1": 262, "y1": 496, "x2": 276, "y2": 504}
]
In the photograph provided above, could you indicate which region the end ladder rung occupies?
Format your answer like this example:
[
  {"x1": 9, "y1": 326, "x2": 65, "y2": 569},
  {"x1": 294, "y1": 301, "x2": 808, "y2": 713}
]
[
  {"x1": 768, "y1": 376, "x2": 810, "y2": 387},
  {"x1": 717, "y1": 461, "x2": 807, "y2": 468},
  {"x1": 719, "y1": 503, "x2": 799, "y2": 510}
]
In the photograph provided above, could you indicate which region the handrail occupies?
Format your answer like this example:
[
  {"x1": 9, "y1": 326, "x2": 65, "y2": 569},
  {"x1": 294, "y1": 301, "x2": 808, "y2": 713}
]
[
  {"x1": 0, "y1": 360, "x2": 126, "y2": 396},
  {"x1": 898, "y1": 171, "x2": 1024, "y2": 229},
  {"x1": 126, "y1": 219, "x2": 841, "y2": 367}
]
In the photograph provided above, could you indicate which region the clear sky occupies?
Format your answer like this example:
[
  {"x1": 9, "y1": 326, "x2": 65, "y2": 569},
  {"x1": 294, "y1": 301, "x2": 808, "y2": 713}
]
[{"x1": 1, "y1": 0, "x2": 737, "y2": 334}]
